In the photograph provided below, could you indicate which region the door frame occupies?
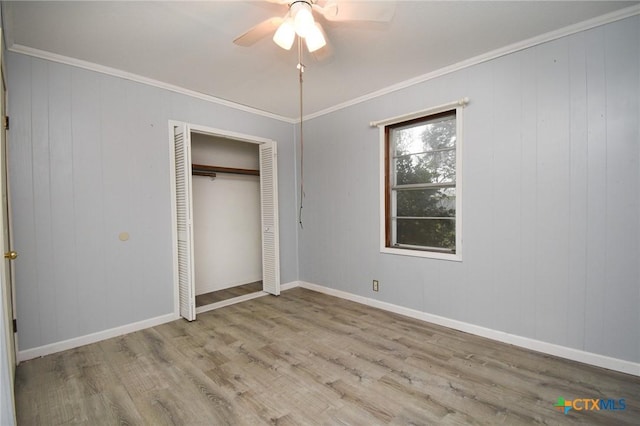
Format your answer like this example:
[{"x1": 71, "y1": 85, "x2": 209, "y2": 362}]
[
  {"x1": 168, "y1": 121, "x2": 280, "y2": 319},
  {"x1": 0, "y1": 25, "x2": 18, "y2": 425}
]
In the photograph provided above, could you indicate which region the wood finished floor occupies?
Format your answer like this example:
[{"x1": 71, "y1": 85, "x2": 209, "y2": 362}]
[
  {"x1": 196, "y1": 281, "x2": 263, "y2": 307},
  {"x1": 16, "y1": 288, "x2": 639, "y2": 425}
]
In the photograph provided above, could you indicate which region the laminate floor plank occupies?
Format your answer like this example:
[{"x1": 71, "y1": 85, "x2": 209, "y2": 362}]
[
  {"x1": 84, "y1": 385, "x2": 146, "y2": 425},
  {"x1": 16, "y1": 287, "x2": 640, "y2": 425},
  {"x1": 196, "y1": 281, "x2": 263, "y2": 307}
]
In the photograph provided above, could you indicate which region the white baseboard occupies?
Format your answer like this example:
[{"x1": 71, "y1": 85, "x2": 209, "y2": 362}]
[
  {"x1": 196, "y1": 277, "x2": 263, "y2": 297},
  {"x1": 196, "y1": 291, "x2": 269, "y2": 314},
  {"x1": 195, "y1": 280, "x2": 301, "y2": 314},
  {"x1": 18, "y1": 281, "x2": 302, "y2": 362},
  {"x1": 295, "y1": 281, "x2": 640, "y2": 377},
  {"x1": 280, "y1": 281, "x2": 300, "y2": 292},
  {"x1": 17, "y1": 312, "x2": 179, "y2": 362},
  {"x1": 18, "y1": 281, "x2": 639, "y2": 377}
]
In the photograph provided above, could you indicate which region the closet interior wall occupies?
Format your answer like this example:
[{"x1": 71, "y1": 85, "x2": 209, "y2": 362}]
[{"x1": 190, "y1": 133, "x2": 262, "y2": 296}]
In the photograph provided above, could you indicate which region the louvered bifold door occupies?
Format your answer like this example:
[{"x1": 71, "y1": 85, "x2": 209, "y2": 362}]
[
  {"x1": 174, "y1": 125, "x2": 196, "y2": 320},
  {"x1": 259, "y1": 141, "x2": 281, "y2": 296}
]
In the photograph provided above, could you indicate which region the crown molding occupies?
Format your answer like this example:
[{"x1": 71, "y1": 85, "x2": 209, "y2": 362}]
[
  {"x1": 7, "y1": 44, "x2": 296, "y2": 124},
  {"x1": 305, "y1": 4, "x2": 640, "y2": 121},
  {"x1": 5, "y1": 4, "x2": 638, "y2": 124}
]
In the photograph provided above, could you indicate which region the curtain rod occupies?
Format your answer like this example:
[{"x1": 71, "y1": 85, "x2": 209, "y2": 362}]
[{"x1": 369, "y1": 97, "x2": 469, "y2": 128}]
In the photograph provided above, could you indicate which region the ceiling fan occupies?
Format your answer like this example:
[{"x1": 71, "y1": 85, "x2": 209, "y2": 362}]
[
  {"x1": 233, "y1": 0, "x2": 396, "y2": 53},
  {"x1": 233, "y1": 1, "x2": 395, "y2": 228}
]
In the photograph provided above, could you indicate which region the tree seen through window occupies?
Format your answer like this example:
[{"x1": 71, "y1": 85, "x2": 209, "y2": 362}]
[{"x1": 388, "y1": 111, "x2": 457, "y2": 252}]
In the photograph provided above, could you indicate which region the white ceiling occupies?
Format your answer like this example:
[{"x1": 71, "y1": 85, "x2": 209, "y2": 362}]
[{"x1": 2, "y1": 1, "x2": 638, "y2": 120}]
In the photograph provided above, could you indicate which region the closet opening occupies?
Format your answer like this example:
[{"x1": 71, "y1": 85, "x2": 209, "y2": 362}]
[
  {"x1": 191, "y1": 133, "x2": 262, "y2": 308},
  {"x1": 170, "y1": 122, "x2": 280, "y2": 321}
]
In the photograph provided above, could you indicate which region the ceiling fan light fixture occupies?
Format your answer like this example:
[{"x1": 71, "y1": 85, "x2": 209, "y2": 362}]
[
  {"x1": 305, "y1": 22, "x2": 326, "y2": 53},
  {"x1": 292, "y1": 2, "x2": 314, "y2": 38},
  {"x1": 273, "y1": 18, "x2": 295, "y2": 50}
]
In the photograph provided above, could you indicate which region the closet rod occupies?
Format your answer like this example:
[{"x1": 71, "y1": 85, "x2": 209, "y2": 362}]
[
  {"x1": 192, "y1": 164, "x2": 260, "y2": 176},
  {"x1": 192, "y1": 170, "x2": 217, "y2": 178}
]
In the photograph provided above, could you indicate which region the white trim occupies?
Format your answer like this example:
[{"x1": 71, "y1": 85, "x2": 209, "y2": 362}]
[
  {"x1": 305, "y1": 5, "x2": 640, "y2": 121},
  {"x1": 380, "y1": 246, "x2": 462, "y2": 262},
  {"x1": 379, "y1": 104, "x2": 464, "y2": 262},
  {"x1": 195, "y1": 281, "x2": 299, "y2": 315},
  {"x1": 297, "y1": 281, "x2": 640, "y2": 377},
  {"x1": 4, "y1": 6, "x2": 637, "y2": 124},
  {"x1": 188, "y1": 123, "x2": 276, "y2": 145},
  {"x1": 168, "y1": 121, "x2": 279, "y2": 319},
  {"x1": 454, "y1": 105, "x2": 463, "y2": 260},
  {"x1": 17, "y1": 282, "x2": 301, "y2": 361},
  {"x1": 198, "y1": 277, "x2": 264, "y2": 296},
  {"x1": 17, "y1": 313, "x2": 178, "y2": 362},
  {"x1": 279, "y1": 281, "x2": 299, "y2": 292},
  {"x1": 15, "y1": 279, "x2": 640, "y2": 376},
  {"x1": 196, "y1": 291, "x2": 270, "y2": 315},
  {"x1": 370, "y1": 97, "x2": 469, "y2": 128},
  {"x1": 7, "y1": 44, "x2": 295, "y2": 124}
]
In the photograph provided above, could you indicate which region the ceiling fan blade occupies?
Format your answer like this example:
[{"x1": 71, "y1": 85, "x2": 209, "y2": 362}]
[
  {"x1": 233, "y1": 17, "x2": 283, "y2": 47},
  {"x1": 315, "y1": 1, "x2": 396, "y2": 22}
]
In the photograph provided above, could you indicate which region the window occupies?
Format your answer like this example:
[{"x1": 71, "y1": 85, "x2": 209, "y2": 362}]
[{"x1": 381, "y1": 106, "x2": 462, "y2": 260}]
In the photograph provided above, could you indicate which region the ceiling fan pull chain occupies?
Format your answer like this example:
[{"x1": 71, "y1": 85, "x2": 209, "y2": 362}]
[{"x1": 298, "y1": 36, "x2": 305, "y2": 229}]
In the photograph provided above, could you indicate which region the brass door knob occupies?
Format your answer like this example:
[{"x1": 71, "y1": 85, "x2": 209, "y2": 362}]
[{"x1": 4, "y1": 251, "x2": 17, "y2": 260}]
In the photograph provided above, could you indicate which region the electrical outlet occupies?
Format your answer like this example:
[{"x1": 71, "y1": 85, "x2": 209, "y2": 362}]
[{"x1": 373, "y1": 280, "x2": 379, "y2": 292}]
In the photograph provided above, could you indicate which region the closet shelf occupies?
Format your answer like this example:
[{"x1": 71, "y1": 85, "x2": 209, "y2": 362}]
[{"x1": 192, "y1": 164, "x2": 260, "y2": 177}]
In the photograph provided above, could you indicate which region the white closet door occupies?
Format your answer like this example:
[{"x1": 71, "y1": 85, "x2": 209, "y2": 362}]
[
  {"x1": 173, "y1": 124, "x2": 196, "y2": 320},
  {"x1": 259, "y1": 141, "x2": 280, "y2": 296},
  {"x1": 0, "y1": 33, "x2": 17, "y2": 426}
]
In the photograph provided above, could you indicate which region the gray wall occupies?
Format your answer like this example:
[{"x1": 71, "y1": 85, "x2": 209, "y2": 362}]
[
  {"x1": 4, "y1": 15, "x2": 639, "y2": 368},
  {"x1": 6, "y1": 52, "x2": 297, "y2": 351},
  {"x1": 298, "y1": 16, "x2": 639, "y2": 363}
]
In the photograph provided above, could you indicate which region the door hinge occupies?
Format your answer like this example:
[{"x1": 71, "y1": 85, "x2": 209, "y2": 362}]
[
  {"x1": 3, "y1": 116, "x2": 8, "y2": 130},
  {"x1": 12, "y1": 319, "x2": 17, "y2": 333}
]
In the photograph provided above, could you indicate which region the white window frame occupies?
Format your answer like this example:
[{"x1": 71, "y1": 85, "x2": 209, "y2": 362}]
[{"x1": 372, "y1": 98, "x2": 468, "y2": 261}]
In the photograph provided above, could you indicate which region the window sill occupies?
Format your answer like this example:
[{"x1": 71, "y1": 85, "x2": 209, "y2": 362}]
[{"x1": 380, "y1": 246, "x2": 462, "y2": 262}]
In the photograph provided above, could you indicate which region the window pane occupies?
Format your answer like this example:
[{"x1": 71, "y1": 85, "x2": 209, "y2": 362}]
[
  {"x1": 396, "y1": 188, "x2": 455, "y2": 217},
  {"x1": 385, "y1": 108, "x2": 459, "y2": 256},
  {"x1": 396, "y1": 218, "x2": 455, "y2": 250},
  {"x1": 395, "y1": 150, "x2": 455, "y2": 185},
  {"x1": 392, "y1": 113, "x2": 456, "y2": 156}
]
